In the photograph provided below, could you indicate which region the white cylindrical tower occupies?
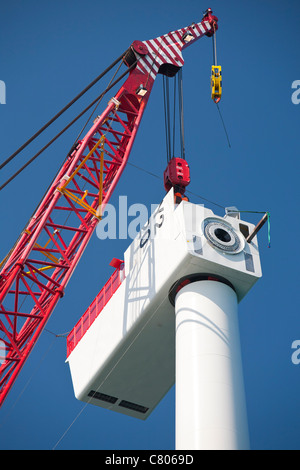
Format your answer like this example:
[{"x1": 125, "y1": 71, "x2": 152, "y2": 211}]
[{"x1": 175, "y1": 279, "x2": 250, "y2": 450}]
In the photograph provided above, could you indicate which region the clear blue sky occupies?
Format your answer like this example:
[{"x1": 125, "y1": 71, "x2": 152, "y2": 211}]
[{"x1": 0, "y1": 0, "x2": 299, "y2": 450}]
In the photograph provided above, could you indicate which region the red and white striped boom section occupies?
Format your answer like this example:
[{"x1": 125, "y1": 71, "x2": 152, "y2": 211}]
[{"x1": 0, "y1": 9, "x2": 218, "y2": 406}]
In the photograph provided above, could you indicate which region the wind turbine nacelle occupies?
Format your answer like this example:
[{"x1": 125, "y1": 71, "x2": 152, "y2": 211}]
[{"x1": 66, "y1": 189, "x2": 261, "y2": 419}]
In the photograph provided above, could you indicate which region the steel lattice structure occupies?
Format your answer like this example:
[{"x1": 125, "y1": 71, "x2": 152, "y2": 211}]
[{"x1": 0, "y1": 9, "x2": 218, "y2": 406}]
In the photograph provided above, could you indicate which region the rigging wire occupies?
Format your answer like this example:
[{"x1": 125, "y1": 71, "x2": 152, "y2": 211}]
[
  {"x1": 72, "y1": 59, "x2": 124, "y2": 145},
  {"x1": 0, "y1": 335, "x2": 57, "y2": 429},
  {"x1": 163, "y1": 75, "x2": 171, "y2": 162},
  {"x1": 178, "y1": 69, "x2": 186, "y2": 160},
  {"x1": 0, "y1": 50, "x2": 128, "y2": 171},
  {"x1": 172, "y1": 75, "x2": 177, "y2": 160},
  {"x1": 0, "y1": 60, "x2": 137, "y2": 192},
  {"x1": 212, "y1": 24, "x2": 217, "y2": 66},
  {"x1": 128, "y1": 161, "x2": 225, "y2": 210},
  {"x1": 163, "y1": 70, "x2": 186, "y2": 163},
  {"x1": 211, "y1": 25, "x2": 231, "y2": 148},
  {"x1": 216, "y1": 103, "x2": 231, "y2": 148}
]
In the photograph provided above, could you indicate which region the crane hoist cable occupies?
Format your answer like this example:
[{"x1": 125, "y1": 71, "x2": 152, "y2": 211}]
[
  {"x1": 162, "y1": 70, "x2": 190, "y2": 202},
  {"x1": 0, "y1": 50, "x2": 129, "y2": 172},
  {"x1": 163, "y1": 69, "x2": 186, "y2": 163},
  {"x1": 163, "y1": 75, "x2": 171, "y2": 162},
  {"x1": 210, "y1": 26, "x2": 231, "y2": 148},
  {"x1": 178, "y1": 69, "x2": 186, "y2": 161},
  {"x1": 213, "y1": 23, "x2": 217, "y2": 68},
  {"x1": 210, "y1": 25, "x2": 222, "y2": 104}
]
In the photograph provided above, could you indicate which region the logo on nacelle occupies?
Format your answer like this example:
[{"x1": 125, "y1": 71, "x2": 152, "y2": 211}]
[{"x1": 140, "y1": 206, "x2": 165, "y2": 249}]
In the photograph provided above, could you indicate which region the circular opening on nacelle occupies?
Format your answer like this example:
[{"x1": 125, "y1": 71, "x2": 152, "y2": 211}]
[
  {"x1": 214, "y1": 227, "x2": 231, "y2": 243},
  {"x1": 203, "y1": 217, "x2": 244, "y2": 254}
]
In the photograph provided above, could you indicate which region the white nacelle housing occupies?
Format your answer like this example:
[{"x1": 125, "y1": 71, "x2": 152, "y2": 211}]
[{"x1": 66, "y1": 189, "x2": 261, "y2": 419}]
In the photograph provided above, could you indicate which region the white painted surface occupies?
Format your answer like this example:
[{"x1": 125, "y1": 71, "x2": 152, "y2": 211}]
[
  {"x1": 67, "y1": 189, "x2": 261, "y2": 420},
  {"x1": 175, "y1": 280, "x2": 250, "y2": 450}
]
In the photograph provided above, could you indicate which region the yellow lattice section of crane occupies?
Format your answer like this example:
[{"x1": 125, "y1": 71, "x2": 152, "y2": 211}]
[{"x1": 59, "y1": 135, "x2": 105, "y2": 220}]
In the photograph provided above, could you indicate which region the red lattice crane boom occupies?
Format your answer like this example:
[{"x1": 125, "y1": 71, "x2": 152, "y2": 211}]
[{"x1": 0, "y1": 9, "x2": 218, "y2": 406}]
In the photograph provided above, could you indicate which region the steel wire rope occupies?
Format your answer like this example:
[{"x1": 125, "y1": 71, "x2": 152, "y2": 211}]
[
  {"x1": 127, "y1": 161, "x2": 225, "y2": 209},
  {"x1": 145, "y1": 36, "x2": 175, "y2": 164},
  {"x1": 163, "y1": 69, "x2": 186, "y2": 163},
  {"x1": 216, "y1": 103, "x2": 231, "y2": 148},
  {"x1": 163, "y1": 75, "x2": 171, "y2": 162},
  {"x1": 212, "y1": 23, "x2": 217, "y2": 67},
  {"x1": 0, "y1": 50, "x2": 128, "y2": 171},
  {"x1": 0, "y1": 334, "x2": 57, "y2": 428},
  {"x1": 0, "y1": 325, "x2": 72, "y2": 428},
  {"x1": 72, "y1": 58, "x2": 124, "y2": 145},
  {"x1": 211, "y1": 24, "x2": 231, "y2": 148},
  {"x1": 172, "y1": 74, "x2": 177, "y2": 159},
  {"x1": 0, "y1": 60, "x2": 138, "y2": 193},
  {"x1": 178, "y1": 69, "x2": 186, "y2": 160}
]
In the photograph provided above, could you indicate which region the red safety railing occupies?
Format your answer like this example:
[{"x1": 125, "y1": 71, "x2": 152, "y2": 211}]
[{"x1": 67, "y1": 263, "x2": 124, "y2": 357}]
